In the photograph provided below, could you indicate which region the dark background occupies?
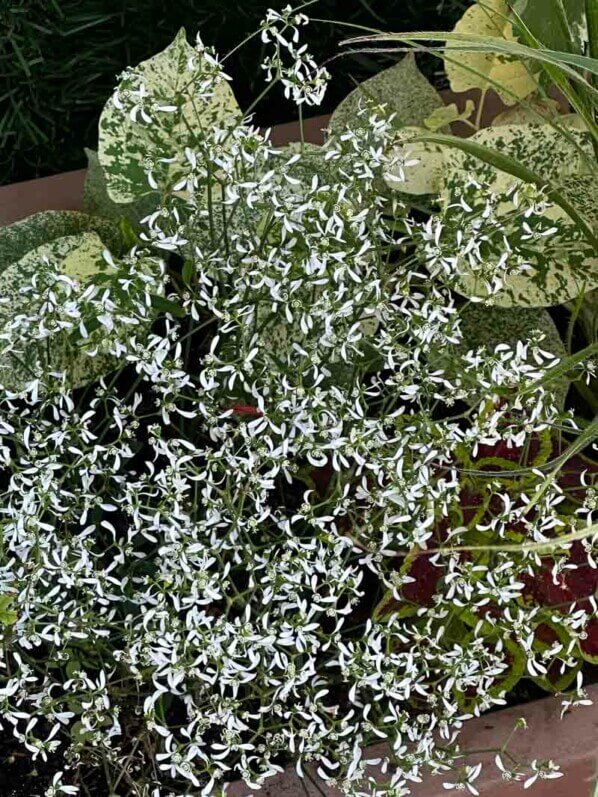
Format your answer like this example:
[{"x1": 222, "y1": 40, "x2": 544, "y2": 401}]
[{"x1": 1, "y1": 0, "x2": 472, "y2": 185}]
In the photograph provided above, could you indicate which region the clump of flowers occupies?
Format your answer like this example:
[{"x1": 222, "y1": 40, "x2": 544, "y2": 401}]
[{"x1": 0, "y1": 5, "x2": 596, "y2": 797}]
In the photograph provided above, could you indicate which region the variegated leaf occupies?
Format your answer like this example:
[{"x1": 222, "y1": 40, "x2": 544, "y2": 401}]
[
  {"x1": 439, "y1": 124, "x2": 597, "y2": 307},
  {"x1": 0, "y1": 234, "x2": 116, "y2": 391},
  {"x1": 561, "y1": 175, "x2": 598, "y2": 343},
  {"x1": 457, "y1": 304, "x2": 568, "y2": 406},
  {"x1": 0, "y1": 210, "x2": 122, "y2": 275},
  {"x1": 490, "y1": 98, "x2": 562, "y2": 126},
  {"x1": 384, "y1": 126, "x2": 448, "y2": 195},
  {"x1": 328, "y1": 54, "x2": 444, "y2": 138},
  {"x1": 98, "y1": 29, "x2": 240, "y2": 204},
  {"x1": 442, "y1": 124, "x2": 594, "y2": 194},
  {"x1": 444, "y1": 0, "x2": 539, "y2": 105},
  {"x1": 84, "y1": 149, "x2": 159, "y2": 231}
]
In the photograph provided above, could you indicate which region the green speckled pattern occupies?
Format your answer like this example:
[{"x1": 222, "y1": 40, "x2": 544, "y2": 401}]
[
  {"x1": 98, "y1": 29, "x2": 240, "y2": 204},
  {"x1": 441, "y1": 124, "x2": 597, "y2": 307},
  {"x1": 0, "y1": 233, "x2": 112, "y2": 392},
  {"x1": 327, "y1": 54, "x2": 444, "y2": 138},
  {"x1": 443, "y1": 124, "x2": 594, "y2": 195},
  {"x1": 460, "y1": 303, "x2": 568, "y2": 406},
  {"x1": 0, "y1": 210, "x2": 121, "y2": 274},
  {"x1": 84, "y1": 149, "x2": 159, "y2": 231}
]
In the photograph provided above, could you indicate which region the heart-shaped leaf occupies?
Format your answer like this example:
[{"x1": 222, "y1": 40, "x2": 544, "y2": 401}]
[
  {"x1": 384, "y1": 126, "x2": 448, "y2": 195},
  {"x1": 98, "y1": 29, "x2": 240, "y2": 203}
]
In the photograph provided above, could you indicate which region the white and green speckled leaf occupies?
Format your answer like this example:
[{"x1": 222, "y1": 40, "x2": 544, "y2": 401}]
[
  {"x1": 444, "y1": 0, "x2": 539, "y2": 105},
  {"x1": 442, "y1": 124, "x2": 593, "y2": 195},
  {"x1": 558, "y1": 174, "x2": 598, "y2": 229},
  {"x1": 328, "y1": 54, "x2": 444, "y2": 138},
  {"x1": 98, "y1": 29, "x2": 240, "y2": 204},
  {"x1": 384, "y1": 126, "x2": 448, "y2": 196},
  {"x1": 562, "y1": 176, "x2": 598, "y2": 343},
  {"x1": 276, "y1": 142, "x2": 327, "y2": 185},
  {"x1": 84, "y1": 148, "x2": 159, "y2": 231},
  {"x1": 0, "y1": 233, "x2": 114, "y2": 391},
  {"x1": 452, "y1": 208, "x2": 598, "y2": 307},
  {"x1": 440, "y1": 124, "x2": 597, "y2": 307},
  {"x1": 0, "y1": 210, "x2": 122, "y2": 275},
  {"x1": 458, "y1": 304, "x2": 568, "y2": 406}
]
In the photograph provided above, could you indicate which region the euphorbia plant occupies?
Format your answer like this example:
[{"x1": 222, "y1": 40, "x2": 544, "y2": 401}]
[{"x1": 0, "y1": 4, "x2": 596, "y2": 797}]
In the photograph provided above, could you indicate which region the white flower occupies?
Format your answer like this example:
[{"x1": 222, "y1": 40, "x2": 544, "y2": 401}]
[
  {"x1": 524, "y1": 760, "x2": 564, "y2": 789},
  {"x1": 443, "y1": 763, "x2": 483, "y2": 795},
  {"x1": 45, "y1": 772, "x2": 79, "y2": 796}
]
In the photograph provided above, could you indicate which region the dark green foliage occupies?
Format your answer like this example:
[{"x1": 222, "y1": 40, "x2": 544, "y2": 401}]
[{"x1": 1, "y1": 0, "x2": 473, "y2": 186}]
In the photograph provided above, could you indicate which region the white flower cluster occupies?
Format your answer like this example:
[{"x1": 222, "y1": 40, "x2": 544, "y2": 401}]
[
  {"x1": 417, "y1": 181, "x2": 558, "y2": 299},
  {"x1": 0, "y1": 11, "x2": 595, "y2": 797},
  {"x1": 260, "y1": 5, "x2": 330, "y2": 105}
]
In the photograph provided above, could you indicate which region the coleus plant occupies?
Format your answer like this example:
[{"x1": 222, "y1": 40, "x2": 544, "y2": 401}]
[{"x1": 0, "y1": 4, "x2": 596, "y2": 797}]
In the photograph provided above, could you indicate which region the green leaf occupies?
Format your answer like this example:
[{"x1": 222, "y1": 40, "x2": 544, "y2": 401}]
[
  {"x1": 512, "y1": 0, "x2": 586, "y2": 53},
  {"x1": 588, "y1": 0, "x2": 598, "y2": 63},
  {"x1": 327, "y1": 53, "x2": 444, "y2": 138},
  {"x1": 454, "y1": 304, "x2": 569, "y2": 406},
  {"x1": 98, "y1": 29, "x2": 240, "y2": 203},
  {"x1": 573, "y1": 288, "x2": 598, "y2": 343},
  {"x1": 431, "y1": 124, "x2": 598, "y2": 307},
  {"x1": 150, "y1": 294, "x2": 185, "y2": 319},
  {"x1": 530, "y1": 620, "x2": 581, "y2": 692},
  {"x1": 71, "y1": 721, "x2": 94, "y2": 744},
  {"x1": 444, "y1": 0, "x2": 539, "y2": 104},
  {"x1": 0, "y1": 233, "x2": 114, "y2": 391},
  {"x1": 65, "y1": 658, "x2": 82, "y2": 679},
  {"x1": 118, "y1": 217, "x2": 139, "y2": 249},
  {"x1": 0, "y1": 595, "x2": 18, "y2": 626},
  {"x1": 83, "y1": 148, "x2": 159, "y2": 232},
  {"x1": 181, "y1": 259, "x2": 194, "y2": 286},
  {"x1": 0, "y1": 210, "x2": 122, "y2": 274}
]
